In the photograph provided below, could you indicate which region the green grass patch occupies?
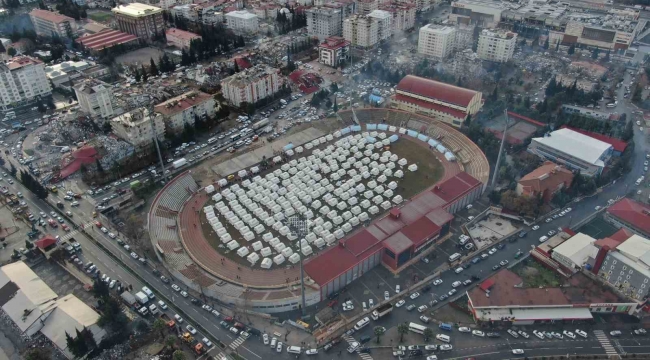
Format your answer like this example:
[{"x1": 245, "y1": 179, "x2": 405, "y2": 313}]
[
  {"x1": 88, "y1": 11, "x2": 112, "y2": 22},
  {"x1": 511, "y1": 259, "x2": 563, "y2": 288},
  {"x1": 24, "y1": 149, "x2": 34, "y2": 156}
]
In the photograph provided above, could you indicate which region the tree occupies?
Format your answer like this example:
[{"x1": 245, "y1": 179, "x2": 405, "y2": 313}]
[
  {"x1": 7, "y1": 47, "x2": 16, "y2": 56},
  {"x1": 397, "y1": 323, "x2": 409, "y2": 342},
  {"x1": 172, "y1": 350, "x2": 186, "y2": 360},
  {"x1": 373, "y1": 326, "x2": 384, "y2": 344},
  {"x1": 133, "y1": 67, "x2": 141, "y2": 82},
  {"x1": 463, "y1": 114, "x2": 472, "y2": 127},
  {"x1": 330, "y1": 82, "x2": 339, "y2": 93},
  {"x1": 25, "y1": 240, "x2": 33, "y2": 249},
  {"x1": 149, "y1": 58, "x2": 159, "y2": 76},
  {"x1": 37, "y1": 102, "x2": 46, "y2": 113},
  {"x1": 65, "y1": 332, "x2": 80, "y2": 358},
  {"x1": 568, "y1": 44, "x2": 575, "y2": 55},
  {"x1": 543, "y1": 38, "x2": 549, "y2": 50},
  {"x1": 423, "y1": 327, "x2": 434, "y2": 342},
  {"x1": 141, "y1": 64, "x2": 148, "y2": 82},
  {"x1": 591, "y1": 47, "x2": 600, "y2": 60},
  {"x1": 555, "y1": 41, "x2": 560, "y2": 52},
  {"x1": 234, "y1": 59, "x2": 240, "y2": 73},
  {"x1": 91, "y1": 277, "x2": 110, "y2": 300},
  {"x1": 333, "y1": 97, "x2": 338, "y2": 112},
  {"x1": 25, "y1": 348, "x2": 52, "y2": 360},
  {"x1": 153, "y1": 318, "x2": 167, "y2": 338},
  {"x1": 9, "y1": 163, "x2": 16, "y2": 177},
  {"x1": 166, "y1": 335, "x2": 179, "y2": 350},
  {"x1": 633, "y1": 86, "x2": 642, "y2": 102}
]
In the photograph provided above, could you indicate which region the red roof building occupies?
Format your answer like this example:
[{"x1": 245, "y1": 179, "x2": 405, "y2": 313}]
[
  {"x1": 516, "y1": 161, "x2": 574, "y2": 203},
  {"x1": 605, "y1": 198, "x2": 650, "y2": 238},
  {"x1": 59, "y1": 146, "x2": 100, "y2": 179},
  {"x1": 288, "y1": 70, "x2": 323, "y2": 94},
  {"x1": 234, "y1": 57, "x2": 252, "y2": 70},
  {"x1": 78, "y1": 29, "x2": 139, "y2": 52},
  {"x1": 560, "y1": 126, "x2": 628, "y2": 154},
  {"x1": 166, "y1": 28, "x2": 202, "y2": 49},
  {"x1": 318, "y1": 36, "x2": 350, "y2": 68}
]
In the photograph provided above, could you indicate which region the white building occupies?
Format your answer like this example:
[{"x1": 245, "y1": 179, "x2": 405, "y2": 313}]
[
  {"x1": 111, "y1": 108, "x2": 165, "y2": 148},
  {"x1": 318, "y1": 36, "x2": 350, "y2": 67},
  {"x1": 306, "y1": 7, "x2": 343, "y2": 39},
  {"x1": 221, "y1": 65, "x2": 282, "y2": 107},
  {"x1": 0, "y1": 56, "x2": 52, "y2": 109},
  {"x1": 225, "y1": 10, "x2": 259, "y2": 34},
  {"x1": 29, "y1": 9, "x2": 75, "y2": 39},
  {"x1": 418, "y1": 24, "x2": 456, "y2": 60},
  {"x1": 551, "y1": 233, "x2": 598, "y2": 273},
  {"x1": 379, "y1": 2, "x2": 416, "y2": 34},
  {"x1": 477, "y1": 29, "x2": 517, "y2": 63},
  {"x1": 358, "y1": 0, "x2": 378, "y2": 14},
  {"x1": 44, "y1": 60, "x2": 89, "y2": 88},
  {"x1": 160, "y1": 0, "x2": 192, "y2": 10},
  {"x1": 74, "y1": 79, "x2": 114, "y2": 119},
  {"x1": 154, "y1": 91, "x2": 216, "y2": 133},
  {"x1": 449, "y1": 0, "x2": 506, "y2": 28},
  {"x1": 343, "y1": 14, "x2": 389, "y2": 49}
]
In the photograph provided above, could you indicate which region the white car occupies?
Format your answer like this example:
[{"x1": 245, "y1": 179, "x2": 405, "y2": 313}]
[
  {"x1": 305, "y1": 349, "x2": 318, "y2": 355},
  {"x1": 458, "y1": 327, "x2": 471, "y2": 333},
  {"x1": 384, "y1": 291, "x2": 390, "y2": 300},
  {"x1": 202, "y1": 304, "x2": 213, "y2": 312},
  {"x1": 174, "y1": 314, "x2": 183, "y2": 323},
  {"x1": 575, "y1": 329, "x2": 588, "y2": 338},
  {"x1": 471, "y1": 330, "x2": 485, "y2": 337},
  {"x1": 395, "y1": 300, "x2": 406, "y2": 308},
  {"x1": 533, "y1": 330, "x2": 545, "y2": 339},
  {"x1": 452, "y1": 281, "x2": 462, "y2": 288},
  {"x1": 417, "y1": 305, "x2": 428, "y2": 313},
  {"x1": 180, "y1": 291, "x2": 188, "y2": 297},
  {"x1": 426, "y1": 356, "x2": 438, "y2": 360},
  {"x1": 563, "y1": 330, "x2": 576, "y2": 339},
  {"x1": 395, "y1": 285, "x2": 401, "y2": 293},
  {"x1": 532, "y1": 225, "x2": 540, "y2": 230},
  {"x1": 424, "y1": 345, "x2": 438, "y2": 351},
  {"x1": 433, "y1": 279, "x2": 443, "y2": 286},
  {"x1": 171, "y1": 284, "x2": 181, "y2": 291},
  {"x1": 108, "y1": 232, "x2": 116, "y2": 239},
  {"x1": 410, "y1": 292, "x2": 420, "y2": 300},
  {"x1": 512, "y1": 349, "x2": 524, "y2": 355},
  {"x1": 202, "y1": 337, "x2": 212, "y2": 347},
  {"x1": 186, "y1": 325, "x2": 197, "y2": 334},
  {"x1": 158, "y1": 301, "x2": 168, "y2": 310},
  {"x1": 439, "y1": 344, "x2": 452, "y2": 351},
  {"x1": 342, "y1": 300, "x2": 354, "y2": 311},
  {"x1": 263, "y1": 334, "x2": 269, "y2": 345},
  {"x1": 100, "y1": 227, "x2": 108, "y2": 233},
  {"x1": 488, "y1": 248, "x2": 497, "y2": 255}
]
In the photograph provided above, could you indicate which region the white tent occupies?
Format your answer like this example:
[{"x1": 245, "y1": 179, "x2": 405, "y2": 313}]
[
  {"x1": 281, "y1": 247, "x2": 294, "y2": 258},
  {"x1": 324, "y1": 234, "x2": 336, "y2": 244},
  {"x1": 342, "y1": 223, "x2": 352, "y2": 232},
  {"x1": 381, "y1": 201, "x2": 392, "y2": 210},
  {"x1": 408, "y1": 164, "x2": 418, "y2": 172},
  {"x1": 314, "y1": 238, "x2": 326, "y2": 248},
  {"x1": 219, "y1": 233, "x2": 232, "y2": 243},
  {"x1": 205, "y1": 185, "x2": 215, "y2": 193},
  {"x1": 301, "y1": 245, "x2": 313, "y2": 256},
  {"x1": 334, "y1": 229, "x2": 345, "y2": 239},
  {"x1": 227, "y1": 240, "x2": 239, "y2": 250},
  {"x1": 252, "y1": 241, "x2": 263, "y2": 251},
  {"x1": 369, "y1": 205, "x2": 379, "y2": 215},
  {"x1": 261, "y1": 247, "x2": 272, "y2": 257},
  {"x1": 288, "y1": 253, "x2": 301, "y2": 264},
  {"x1": 237, "y1": 246, "x2": 250, "y2": 257},
  {"x1": 393, "y1": 195, "x2": 403, "y2": 204},
  {"x1": 261, "y1": 258, "x2": 273, "y2": 269},
  {"x1": 273, "y1": 254, "x2": 286, "y2": 265},
  {"x1": 218, "y1": 179, "x2": 228, "y2": 187},
  {"x1": 243, "y1": 232, "x2": 255, "y2": 241},
  {"x1": 247, "y1": 252, "x2": 259, "y2": 265},
  {"x1": 394, "y1": 170, "x2": 404, "y2": 178}
]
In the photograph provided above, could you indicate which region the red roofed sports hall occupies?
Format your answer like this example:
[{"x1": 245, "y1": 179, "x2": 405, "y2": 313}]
[{"x1": 304, "y1": 172, "x2": 482, "y2": 299}]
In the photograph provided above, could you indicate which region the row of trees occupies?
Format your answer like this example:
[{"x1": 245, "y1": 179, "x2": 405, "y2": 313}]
[
  {"x1": 53, "y1": 0, "x2": 87, "y2": 20},
  {"x1": 276, "y1": 8, "x2": 307, "y2": 35},
  {"x1": 19, "y1": 170, "x2": 48, "y2": 200}
]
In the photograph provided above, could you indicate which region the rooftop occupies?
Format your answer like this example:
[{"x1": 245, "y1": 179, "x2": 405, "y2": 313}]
[
  {"x1": 221, "y1": 65, "x2": 279, "y2": 88},
  {"x1": 77, "y1": 29, "x2": 138, "y2": 51},
  {"x1": 368, "y1": 9, "x2": 391, "y2": 19},
  {"x1": 531, "y1": 128, "x2": 612, "y2": 166},
  {"x1": 420, "y1": 24, "x2": 456, "y2": 35},
  {"x1": 560, "y1": 126, "x2": 628, "y2": 153},
  {"x1": 395, "y1": 75, "x2": 480, "y2": 108},
  {"x1": 518, "y1": 161, "x2": 574, "y2": 195},
  {"x1": 319, "y1": 36, "x2": 350, "y2": 50},
  {"x1": 111, "y1": 108, "x2": 160, "y2": 127},
  {"x1": 393, "y1": 94, "x2": 467, "y2": 119},
  {"x1": 431, "y1": 171, "x2": 481, "y2": 203},
  {"x1": 225, "y1": 10, "x2": 257, "y2": 19},
  {"x1": 607, "y1": 198, "x2": 650, "y2": 236},
  {"x1": 479, "y1": 28, "x2": 516, "y2": 39},
  {"x1": 5, "y1": 56, "x2": 43, "y2": 71},
  {"x1": 154, "y1": 91, "x2": 213, "y2": 116},
  {"x1": 112, "y1": 3, "x2": 163, "y2": 17},
  {"x1": 166, "y1": 28, "x2": 202, "y2": 41},
  {"x1": 29, "y1": 9, "x2": 74, "y2": 23},
  {"x1": 616, "y1": 234, "x2": 650, "y2": 266},
  {"x1": 469, "y1": 270, "x2": 570, "y2": 308},
  {"x1": 552, "y1": 232, "x2": 597, "y2": 263}
]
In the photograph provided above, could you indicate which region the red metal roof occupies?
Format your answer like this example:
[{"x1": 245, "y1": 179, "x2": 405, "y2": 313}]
[
  {"x1": 432, "y1": 172, "x2": 480, "y2": 203},
  {"x1": 395, "y1": 75, "x2": 479, "y2": 108},
  {"x1": 400, "y1": 216, "x2": 440, "y2": 248},
  {"x1": 35, "y1": 235, "x2": 57, "y2": 249},
  {"x1": 30, "y1": 9, "x2": 73, "y2": 23},
  {"x1": 235, "y1": 57, "x2": 252, "y2": 70},
  {"x1": 59, "y1": 146, "x2": 100, "y2": 179},
  {"x1": 507, "y1": 111, "x2": 546, "y2": 127},
  {"x1": 560, "y1": 126, "x2": 628, "y2": 153},
  {"x1": 343, "y1": 228, "x2": 385, "y2": 256},
  {"x1": 609, "y1": 228, "x2": 634, "y2": 243},
  {"x1": 479, "y1": 278, "x2": 495, "y2": 291},
  {"x1": 607, "y1": 198, "x2": 650, "y2": 236},
  {"x1": 319, "y1": 36, "x2": 350, "y2": 50},
  {"x1": 78, "y1": 29, "x2": 138, "y2": 51},
  {"x1": 393, "y1": 94, "x2": 467, "y2": 119},
  {"x1": 383, "y1": 232, "x2": 413, "y2": 254}
]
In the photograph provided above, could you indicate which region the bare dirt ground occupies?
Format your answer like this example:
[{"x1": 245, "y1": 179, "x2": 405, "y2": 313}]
[{"x1": 116, "y1": 48, "x2": 165, "y2": 66}]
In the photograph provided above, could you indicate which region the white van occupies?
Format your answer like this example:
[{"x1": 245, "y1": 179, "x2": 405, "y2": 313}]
[
  {"x1": 539, "y1": 236, "x2": 549, "y2": 243},
  {"x1": 287, "y1": 346, "x2": 302, "y2": 354},
  {"x1": 448, "y1": 253, "x2": 462, "y2": 262},
  {"x1": 142, "y1": 286, "x2": 155, "y2": 299},
  {"x1": 353, "y1": 317, "x2": 370, "y2": 331},
  {"x1": 362, "y1": 301, "x2": 367, "y2": 311},
  {"x1": 436, "y1": 334, "x2": 451, "y2": 343}
]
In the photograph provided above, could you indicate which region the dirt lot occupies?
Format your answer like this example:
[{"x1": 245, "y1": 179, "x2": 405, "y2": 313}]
[{"x1": 116, "y1": 47, "x2": 166, "y2": 66}]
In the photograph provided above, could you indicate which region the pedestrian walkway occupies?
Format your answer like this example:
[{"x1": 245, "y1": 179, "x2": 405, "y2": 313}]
[
  {"x1": 341, "y1": 334, "x2": 373, "y2": 360},
  {"x1": 59, "y1": 222, "x2": 94, "y2": 242},
  {"x1": 594, "y1": 330, "x2": 618, "y2": 356},
  {"x1": 228, "y1": 335, "x2": 247, "y2": 350}
]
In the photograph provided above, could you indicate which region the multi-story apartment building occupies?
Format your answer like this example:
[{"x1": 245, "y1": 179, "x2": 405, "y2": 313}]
[
  {"x1": 418, "y1": 24, "x2": 456, "y2": 60},
  {"x1": 0, "y1": 56, "x2": 52, "y2": 109},
  {"x1": 318, "y1": 36, "x2": 350, "y2": 67},
  {"x1": 111, "y1": 108, "x2": 165, "y2": 148},
  {"x1": 343, "y1": 14, "x2": 389, "y2": 49},
  {"x1": 160, "y1": 0, "x2": 192, "y2": 10},
  {"x1": 368, "y1": 10, "x2": 392, "y2": 41},
  {"x1": 596, "y1": 235, "x2": 650, "y2": 301},
  {"x1": 379, "y1": 2, "x2": 416, "y2": 34},
  {"x1": 221, "y1": 65, "x2": 282, "y2": 107},
  {"x1": 358, "y1": 0, "x2": 378, "y2": 14},
  {"x1": 166, "y1": 28, "x2": 202, "y2": 49},
  {"x1": 29, "y1": 9, "x2": 75, "y2": 39},
  {"x1": 476, "y1": 28, "x2": 517, "y2": 62},
  {"x1": 73, "y1": 79, "x2": 114, "y2": 119},
  {"x1": 454, "y1": 23, "x2": 475, "y2": 50},
  {"x1": 112, "y1": 3, "x2": 165, "y2": 40},
  {"x1": 306, "y1": 7, "x2": 343, "y2": 39},
  {"x1": 154, "y1": 91, "x2": 215, "y2": 133},
  {"x1": 225, "y1": 10, "x2": 259, "y2": 34}
]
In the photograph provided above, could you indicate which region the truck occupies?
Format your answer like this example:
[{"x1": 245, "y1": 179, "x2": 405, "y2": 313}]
[
  {"x1": 120, "y1": 291, "x2": 139, "y2": 308},
  {"x1": 148, "y1": 304, "x2": 159, "y2": 315},
  {"x1": 159, "y1": 313, "x2": 176, "y2": 328},
  {"x1": 47, "y1": 185, "x2": 58, "y2": 193},
  {"x1": 69, "y1": 238, "x2": 81, "y2": 252},
  {"x1": 252, "y1": 118, "x2": 269, "y2": 130},
  {"x1": 371, "y1": 303, "x2": 393, "y2": 320},
  {"x1": 138, "y1": 306, "x2": 149, "y2": 316},
  {"x1": 173, "y1": 158, "x2": 187, "y2": 169},
  {"x1": 134, "y1": 291, "x2": 149, "y2": 305}
]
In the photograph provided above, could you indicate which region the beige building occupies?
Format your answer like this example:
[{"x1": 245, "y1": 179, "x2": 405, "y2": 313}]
[
  {"x1": 318, "y1": 36, "x2": 350, "y2": 67},
  {"x1": 0, "y1": 56, "x2": 52, "y2": 109},
  {"x1": 154, "y1": 91, "x2": 215, "y2": 133},
  {"x1": 343, "y1": 13, "x2": 390, "y2": 49},
  {"x1": 306, "y1": 7, "x2": 343, "y2": 39},
  {"x1": 379, "y1": 2, "x2": 416, "y2": 34},
  {"x1": 476, "y1": 29, "x2": 517, "y2": 63},
  {"x1": 225, "y1": 10, "x2": 259, "y2": 34},
  {"x1": 358, "y1": 0, "x2": 379, "y2": 14},
  {"x1": 74, "y1": 79, "x2": 114, "y2": 119},
  {"x1": 112, "y1": 3, "x2": 165, "y2": 40},
  {"x1": 111, "y1": 108, "x2": 165, "y2": 148},
  {"x1": 29, "y1": 9, "x2": 75, "y2": 38},
  {"x1": 166, "y1": 28, "x2": 201, "y2": 49},
  {"x1": 221, "y1": 65, "x2": 282, "y2": 107},
  {"x1": 418, "y1": 24, "x2": 456, "y2": 60}
]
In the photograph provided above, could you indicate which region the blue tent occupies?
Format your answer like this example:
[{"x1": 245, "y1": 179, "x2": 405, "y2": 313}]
[
  {"x1": 407, "y1": 130, "x2": 418, "y2": 138},
  {"x1": 366, "y1": 136, "x2": 377, "y2": 143},
  {"x1": 283, "y1": 143, "x2": 295, "y2": 151},
  {"x1": 341, "y1": 127, "x2": 351, "y2": 135},
  {"x1": 378, "y1": 124, "x2": 388, "y2": 131},
  {"x1": 427, "y1": 139, "x2": 439, "y2": 147},
  {"x1": 351, "y1": 125, "x2": 361, "y2": 132},
  {"x1": 389, "y1": 134, "x2": 399, "y2": 143},
  {"x1": 367, "y1": 124, "x2": 378, "y2": 130},
  {"x1": 417, "y1": 134, "x2": 429, "y2": 142}
]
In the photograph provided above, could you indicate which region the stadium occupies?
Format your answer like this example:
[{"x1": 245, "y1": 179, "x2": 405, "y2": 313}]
[{"x1": 147, "y1": 108, "x2": 489, "y2": 315}]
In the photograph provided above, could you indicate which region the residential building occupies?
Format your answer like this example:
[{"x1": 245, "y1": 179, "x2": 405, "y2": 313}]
[
  {"x1": 160, "y1": 0, "x2": 192, "y2": 10},
  {"x1": 418, "y1": 24, "x2": 456, "y2": 60},
  {"x1": 202, "y1": 9, "x2": 224, "y2": 25},
  {"x1": 0, "y1": 262, "x2": 106, "y2": 359},
  {"x1": 454, "y1": 23, "x2": 476, "y2": 50},
  {"x1": 44, "y1": 60, "x2": 89, "y2": 88},
  {"x1": 467, "y1": 269, "x2": 636, "y2": 325},
  {"x1": 29, "y1": 9, "x2": 75, "y2": 38},
  {"x1": 112, "y1": 3, "x2": 165, "y2": 40},
  {"x1": 306, "y1": 7, "x2": 343, "y2": 39},
  {"x1": 225, "y1": 10, "x2": 259, "y2": 34},
  {"x1": 390, "y1": 75, "x2": 483, "y2": 128},
  {"x1": 562, "y1": 105, "x2": 617, "y2": 122},
  {"x1": 74, "y1": 78, "x2": 115, "y2": 119},
  {"x1": 0, "y1": 56, "x2": 52, "y2": 109},
  {"x1": 397, "y1": 0, "x2": 432, "y2": 12},
  {"x1": 166, "y1": 28, "x2": 202, "y2": 49},
  {"x1": 111, "y1": 108, "x2": 165, "y2": 148},
  {"x1": 550, "y1": 233, "x2": 598, "y2": 273},
  {"x1": 318, "y1": 36, "x2": 350, "y2": 67},
  {"x1": 605, "y1": 198, "x2": 650, "y2": 239},
  {"x1": 221, "y1": 65, "x2": 282, "y2": 107},
  {"x1": 516, "y1": 161, "x2": 574, "y2": 203},
  {"x1": 555, "y1": 74, "x2": 596, "y2": 92},
  {"x1": 154, "y1": 91, "x2": 215, "y2": 133},
  {"x1": 596, "y1": 234, "x2": 650, "y2": 300},
  {"x1": 172, "y1": 3, "x2": 223, "y2": 24},
  {"x1": 368, "y1": 10, "x2": 392, "y2": 42},
  {"x1": 528, "y1": 128, "x2": 613, "y2": 177},
  {"x1": 379, "y1": 2, "x2": 416, "y2": 34},
  {"x1": 358, "y1": 0, "x2": 378, "y2": 14},
  {"x1": 343, "y1": 14, "x2": 389, "y2": 49},
  {"x1": 476, "y1": 28, "x2": 516, "y2": 63}
]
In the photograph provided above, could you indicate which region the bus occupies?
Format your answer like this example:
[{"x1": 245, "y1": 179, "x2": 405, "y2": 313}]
[
  {"x1": 408, "y1": 322, "x2": 427, "y2": 335},
  {"x1": 230, "y1": 133, "x2": 241, "y2": 142}
]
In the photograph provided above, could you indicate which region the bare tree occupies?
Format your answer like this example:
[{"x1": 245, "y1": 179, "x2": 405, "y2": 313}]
[{"x1": 123, "y1": 214, "x2": 146, "y2": 250}]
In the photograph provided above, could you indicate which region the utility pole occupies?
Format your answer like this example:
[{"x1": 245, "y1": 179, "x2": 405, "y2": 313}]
[
  {"x1": 145, "y1": 105, "x2": 168, "y2": 183},
  {"x1": 490, "y1": 108, "x2": 509, "y2": 189}
]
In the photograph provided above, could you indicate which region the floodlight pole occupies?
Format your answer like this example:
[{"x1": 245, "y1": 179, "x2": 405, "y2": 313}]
[
  {"x1": 490, "y1": 108, "x2": 509, "y2": 189},
  {"x1": 286, "y1": 216, "x2": 309, "y2": 317}
]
